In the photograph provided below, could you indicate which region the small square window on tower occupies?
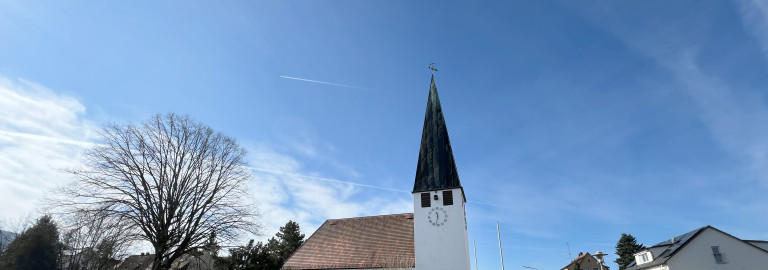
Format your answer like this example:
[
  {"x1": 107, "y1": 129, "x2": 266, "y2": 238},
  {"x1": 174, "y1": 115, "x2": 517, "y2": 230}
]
[
  {"x1": 421, "y1": 193, "x2": 431, "y2": 208},
  {"x1": 443, "y1": 190, "x2": 453, "y2": 206}
]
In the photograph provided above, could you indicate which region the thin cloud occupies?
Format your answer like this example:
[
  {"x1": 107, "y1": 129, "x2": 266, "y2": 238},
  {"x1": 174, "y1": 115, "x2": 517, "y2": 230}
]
[
  {"x1": 738, "y1": 0, "x2": 768, "y2": 60},
  {"x1": 0, "y1": 130, "x2": 99, "y2": 147},
  {"x1": 279, "y1": 76, "x2": 373, "y2": 91},
  {"x1": 250, "y1": 167, "x2": 409, "y2": 193},
  {"x1": 251, "y1": 167, "x2": 526, "y2": 210}
]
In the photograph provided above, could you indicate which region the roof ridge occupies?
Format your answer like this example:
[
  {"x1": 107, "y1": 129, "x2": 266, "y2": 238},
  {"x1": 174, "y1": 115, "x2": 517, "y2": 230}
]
[{"x1": 328, "y1": 212, "x2": 414, "y2": 222}]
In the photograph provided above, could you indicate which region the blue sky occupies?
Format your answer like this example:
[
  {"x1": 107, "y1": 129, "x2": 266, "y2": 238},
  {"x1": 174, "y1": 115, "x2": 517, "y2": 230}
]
[{"x1": 2, "y1": 1, "x2": 768, "y2": 269}]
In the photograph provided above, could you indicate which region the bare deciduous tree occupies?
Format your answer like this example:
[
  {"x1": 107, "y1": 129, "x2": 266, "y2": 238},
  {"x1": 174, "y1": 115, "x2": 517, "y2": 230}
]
[
  {"x1": 54, "y1": 113, "x2": 259, "y2": 270},
  {"x1": 0, "y1": 219, "x2": 6, "y2": 258},
  {"x1": 58, "y1": 211, "x2": 133, "y2": 270}
]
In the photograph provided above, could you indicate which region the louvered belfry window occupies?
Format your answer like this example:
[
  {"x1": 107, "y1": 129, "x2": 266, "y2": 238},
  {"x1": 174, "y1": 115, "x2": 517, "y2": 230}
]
[
  {"x1": 443, "y1": 190, "x2": 453, "y2": 206},
  {"x1": 421, "y1": 193, "x2": 431, "y2": 207}
]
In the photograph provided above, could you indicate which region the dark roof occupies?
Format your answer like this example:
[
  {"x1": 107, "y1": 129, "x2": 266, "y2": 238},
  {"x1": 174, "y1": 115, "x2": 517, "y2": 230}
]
[
  {"x1": 627, "y1": 226, "x2": 768, "y2": 270},
  {"x1": 283, "y1": 213, "x2": 414, "y2": 270},
  {"x1": 115, "y1": 254, "x2": 154, "y2": 270},
  {"x1": 0, "y1": 230, "x2": 17, "y2": 247},
  {"x1": 413, "y1": 75, "x2": 463, "y2": 194},
  {"x1": 746, "y1": 240, "x2": 768, "y2": 252}
]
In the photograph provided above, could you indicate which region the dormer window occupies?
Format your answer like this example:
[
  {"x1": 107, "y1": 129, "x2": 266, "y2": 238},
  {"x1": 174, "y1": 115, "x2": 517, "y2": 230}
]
[{"x1": 635, "y1": 251, "x2": 651, "y2": 265}]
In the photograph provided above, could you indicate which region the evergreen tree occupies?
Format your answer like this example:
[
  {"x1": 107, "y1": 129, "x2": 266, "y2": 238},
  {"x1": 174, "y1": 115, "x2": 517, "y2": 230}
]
[
  {"x1": 0, "y1": 215, "x2": 60, "y2": 270},
  {"x1": 215, "y1": 239, "x2": 279, "y2": 270},
  {"x1": 215, "y1": 220, "x2": 304, "y2": 270},
  {"x1": 274, "y1": 220, "x2": 304, "y2": 265},
  {"x1": 615, "y1": 233, "x2": 644, "y2": 270},
  {"x1": 215, "y1": 239, "x2": 256, "y2": 270}
]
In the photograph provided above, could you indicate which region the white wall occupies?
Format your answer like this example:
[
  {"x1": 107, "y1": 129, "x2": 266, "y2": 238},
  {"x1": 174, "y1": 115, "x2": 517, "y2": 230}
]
[
  {"x1": 413, "y1": 188, "x2": 471, "y2": 270},
  {"x1": 639, "y1": 265, "x2": 668, "y2": 270},
  {"x1": 355, "y1": 268, "x2": 415, "y2": 270},
  {"x1": 667, "y1": 227, "x2": 768, "y2": 270}
]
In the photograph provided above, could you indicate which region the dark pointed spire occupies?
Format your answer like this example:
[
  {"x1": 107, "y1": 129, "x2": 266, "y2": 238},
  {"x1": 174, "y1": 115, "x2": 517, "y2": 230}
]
[{"x1": 413, "y1": 75, "x2": 462, "y2": 194}]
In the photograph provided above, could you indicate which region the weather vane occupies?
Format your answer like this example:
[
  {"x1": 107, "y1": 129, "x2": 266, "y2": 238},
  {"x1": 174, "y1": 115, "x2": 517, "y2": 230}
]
[{"x1": 428, "y1": 62, "x2": 438, "y2": 73}]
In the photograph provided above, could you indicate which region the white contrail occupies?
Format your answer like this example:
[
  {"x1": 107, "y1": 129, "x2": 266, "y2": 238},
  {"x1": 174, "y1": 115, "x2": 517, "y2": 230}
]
[
  {"x1": 249, "y1": 167, "x2": 409, "y2": 193},
  {"x1": 279, "y1": 76, "x2": 373, "y2": 90},
  {"x1": 251, "y1": 167, "x2": 516, "y2": 209},
  {"x1": 1, "y1": 130, "x2": 513, "y2": 208},
  {"x1": 0, "y1": 130, "x2": 99, "y2": 147},
  {"x1": 466, "y1": 200, "x2": 518, "y2": 209}
]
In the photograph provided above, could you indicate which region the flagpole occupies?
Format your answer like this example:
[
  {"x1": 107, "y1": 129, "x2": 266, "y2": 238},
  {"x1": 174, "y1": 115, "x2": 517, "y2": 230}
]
[
  {"x1": 474, "y1": 240, "x2": 479, "y2": 270},
  {"x1": 497, "y1": 221, "x2": 505, "y2": 270}
]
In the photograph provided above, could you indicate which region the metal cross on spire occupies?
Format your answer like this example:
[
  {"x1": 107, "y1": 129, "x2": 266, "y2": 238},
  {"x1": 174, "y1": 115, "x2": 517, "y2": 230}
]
[{"x1": 428, "y1": 62, "x2": 438, "y2": 73}]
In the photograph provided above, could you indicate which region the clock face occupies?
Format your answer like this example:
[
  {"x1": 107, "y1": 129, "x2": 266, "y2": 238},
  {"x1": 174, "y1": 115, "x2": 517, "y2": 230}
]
[{"x1": 427, "y1": 207, "x2": 448, "y2": 227}]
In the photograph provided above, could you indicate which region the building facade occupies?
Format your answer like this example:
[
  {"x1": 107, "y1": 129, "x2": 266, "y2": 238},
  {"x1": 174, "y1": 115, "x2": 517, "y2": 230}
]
[
  {"x1": 561, "y1": 252, "x2": 610, "y2": 270},
  {"x1": 628, "y1": 226, "x2": 768, "y2": 270},
  {"x1": 412, "y1": 76, "x2": 471, "y2": 270},
  {"x1": 283, "y1": 76, "x2": 471, "y2": 270}
]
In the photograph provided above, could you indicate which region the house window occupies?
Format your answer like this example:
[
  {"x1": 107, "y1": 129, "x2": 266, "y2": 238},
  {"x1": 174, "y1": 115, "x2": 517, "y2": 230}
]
[
  {"x1": 712, "y1": 246, "x2": 725, "y2": 264},
  {"x1": 593, "y1": 268, "x2": 598, "y2": 270}
]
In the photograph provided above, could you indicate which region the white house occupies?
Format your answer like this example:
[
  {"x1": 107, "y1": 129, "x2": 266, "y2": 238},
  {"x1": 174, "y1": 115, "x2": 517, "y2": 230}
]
[
  {"x1": 627, "y1": 226, "x2": 768, "y2": 270},
  {"x1": 283, "y1": 75, "x2": 471, "y2": 270}
]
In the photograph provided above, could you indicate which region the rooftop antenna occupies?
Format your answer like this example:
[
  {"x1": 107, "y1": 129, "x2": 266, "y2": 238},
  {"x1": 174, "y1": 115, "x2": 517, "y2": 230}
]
[{"x1": 567, "y1": 242, "x2": 573, "y2": 261}]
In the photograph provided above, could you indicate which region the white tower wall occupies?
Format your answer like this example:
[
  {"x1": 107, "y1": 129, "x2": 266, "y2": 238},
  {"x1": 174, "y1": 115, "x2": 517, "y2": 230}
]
[{"x1": 413, "y1": 188, "x2": 471, "y2": 270}]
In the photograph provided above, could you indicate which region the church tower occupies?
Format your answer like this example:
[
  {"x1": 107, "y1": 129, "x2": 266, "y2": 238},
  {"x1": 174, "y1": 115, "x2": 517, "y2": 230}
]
[{"x1": 413, "y1": 75, "x2": 471, "y2": 270}]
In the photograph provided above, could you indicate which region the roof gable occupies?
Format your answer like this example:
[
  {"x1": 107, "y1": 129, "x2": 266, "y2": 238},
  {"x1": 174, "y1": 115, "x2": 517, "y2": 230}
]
[
  {"x1": 562, "y1": 252, "x2": 610, "y2": 270},
  {"x1": 627, "y1": 226, "x2": 707, "y2": 270},
  {"x1": 628, "y1": 225, "x2": 768, "y2": 270},
  {"x1": 561, "y1": 252, "x2": 591, "y2": 269}
]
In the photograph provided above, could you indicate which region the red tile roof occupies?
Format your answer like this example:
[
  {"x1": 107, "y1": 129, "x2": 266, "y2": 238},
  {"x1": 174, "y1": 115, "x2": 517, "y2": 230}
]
[{"x1": 283, "y1": 213, "x2": 415, "y2": 270}]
